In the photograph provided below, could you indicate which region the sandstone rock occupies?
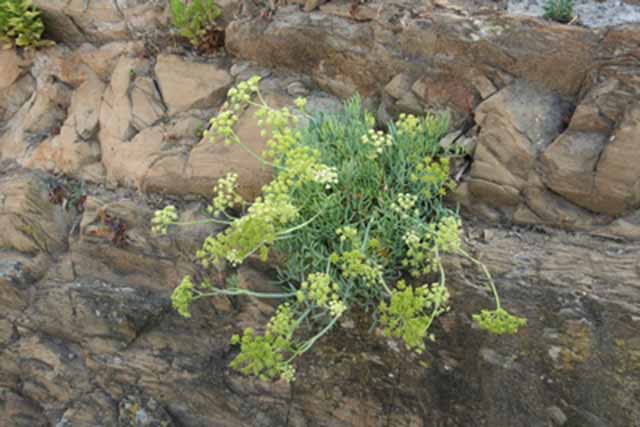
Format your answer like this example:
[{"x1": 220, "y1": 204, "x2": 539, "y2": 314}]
[
  {"x1": 69, "y1": 76, "x2": 105, "y2": 139},
  {"x1": 541, "y1": 131, "x2": 607, "y2": 208},
  {"x1": 0, "y1": 172, "x2": 67, "y2": 254},
  {"x1": 0, "y1": 74, "x2": 35, "y2": 122},
  {"x1": 33, "y1": 0, "x2": 168, "y2": 45},
  {"x1": 0, "y1": 389, "x2": 48, "y2": 427},
  {"x1": 226, "y1": 7, "x2": 598, "y2": 98},
  {"x1": 79, "y1": 41, "x2": 146, "y2": 81},
  {"x1": 183, "y1": 97, "x2": 280, "y2": 200},
  {"x1": 3, "y1": 335, "x2": 91, "y2": 406},
  {"x1": 131, "y1": 76, "x2": 166, "y2": 130},
  {"x1": 99, "y1": 55, "x2": 146, "y2": 142},
  {"x1": 25, "y1": 76, "x2": 104, "y2": 177},
  {"x1": 0, "y1": 251, "x2": 50, "y2": 312},
  {"x1": 56, "y1": 390, "x2": 118, "y2": 427},
  {"x1": 384, "y1": 73, "x2": 414, "y2": 100},
  {"x1": 155, "y1": 55, "x2": 232, "y2": 115},
  {"x1": 591, "y1": 104, "x2": 640, "y2": 215},
  {"x1": 23, "y1": 280, "x2": 168, "y2": 354},
  {"x1": 0, "y1": 50, "x2": 22, "y2": 90}
]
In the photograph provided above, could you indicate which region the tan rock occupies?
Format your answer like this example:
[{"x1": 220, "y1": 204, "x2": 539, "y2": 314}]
[
  {"x1": 185, "y1": 97, "x2": 283, "y2": 200},
  {"x1": 79, "y1": 42, "x2": 145, "y2": 81},
  {"x1": 385, "y1": 73, "x2": 414, "y2": 100},
  {"x1": 69, "y1": 76, "x2": 105, "y2": 139},
  {"x1": 592, "y1": 104, "x2": 640, "y2": 215},
  {"x1": 0, "y1": 389, "x2": 48, "y2": 427},
  {"x1": 0, "y1": 74, "x2": 35, "y2": 122},
  {"x1": 26, "y1": 126, "x2": 102, "y2": 176},
  {"x1": 541, "y1": 131, "x2": 607, "y2": 208},
  {"x1": 155, "y1": 55, "x2": 232, "y2": 115},
  {"x1": 6, "y1": 335, "x2": 91, "y2": 405},
  {"x1": 0, "y1": 172, "x2": 67, "y2": 254},
  {"x1": 131, "y1": 76, "x2": 166, "y2": 130},
  {"x1": 0, "y1": 50, "x2": 22, "y2": 90}
]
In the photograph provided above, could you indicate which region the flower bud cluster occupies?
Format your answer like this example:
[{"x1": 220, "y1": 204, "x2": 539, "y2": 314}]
[
  {"x1": 379, "y1": 280, "x2": 449, "y2": 353},
  {"x1": 209, "y1": 173, "x2": 244, "y2": 215},
  {"x1": 410, "y1": 156, "x2": 455, "y2": 199},
  {"x1": 297, "y1": 273, "x2": 347, "y2": 318},
  {"x1": 172, "y1": 275, "x2": 195, "y2": 318},
  {"x1": 313, "y1": 165, "x2": 338, "y2": 189},
  {"x1": 207, "y1": 76, "x2": 261, "y2": 145},
  {"x1": 151, "y1": 205, "x2": 178, "y2": 235},
  {"x1": 361, "y1": 129, "x2": 393, "y2": 159},
  {"x1": 395, "y1": 113, "x2": 421, "y2": 139},
  {"x1": 391, "y1": 193, "x2": 418, "y2": 215}
]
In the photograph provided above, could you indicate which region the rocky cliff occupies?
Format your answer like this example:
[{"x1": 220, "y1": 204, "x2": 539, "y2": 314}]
[{"x1": 1, "y1": 1, "x2": 639, "y2": 426}]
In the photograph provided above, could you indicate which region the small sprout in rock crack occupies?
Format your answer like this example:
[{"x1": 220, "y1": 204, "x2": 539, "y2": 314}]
[
  {"x1": 48, "y1": 184, "x2": 66, "y2": 205},
  {"x1": 99, "y1": 209, "x2": 129, "y2": 248},
  {"x1": 543, "y1": 0, "x2": 574, "y2": 23},
  {"x1": 47, "y1": 179, "x2": 87, "y2": 213}
]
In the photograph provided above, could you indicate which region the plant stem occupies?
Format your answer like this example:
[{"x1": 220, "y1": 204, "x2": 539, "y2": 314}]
[
  {"x1": 458, "y1": 248, "x2": 501, "y2": 309},
  {"x1": 196, "y1": 287, "x2": 297, "y2": 299},
  {"x1": 289, "y1": 314, "x2": 339, "y2": 361}
]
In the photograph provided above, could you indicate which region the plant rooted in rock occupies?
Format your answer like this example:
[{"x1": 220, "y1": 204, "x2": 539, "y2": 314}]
[
  {"x1": 0, "y1": 0, "x2": 50, "y2": 49},
  {"x1": 153, "y1": 76, "x2": 526, "y2": 383},
  {"x1": 543, "y1": 0, "x2": 574, "y2": 23},
  {"x1": 169, "y1": 0, "x2": 223, "y2": 51}
]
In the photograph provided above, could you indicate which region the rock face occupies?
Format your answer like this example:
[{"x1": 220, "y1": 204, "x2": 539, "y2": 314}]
[{"x1": 1, "y1": 1, "x2": 640, "y2": 426}]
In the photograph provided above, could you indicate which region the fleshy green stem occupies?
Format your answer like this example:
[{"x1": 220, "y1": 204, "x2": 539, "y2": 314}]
[{"x1": 457, "y1": 248, "x2": 501, "y2": 309}]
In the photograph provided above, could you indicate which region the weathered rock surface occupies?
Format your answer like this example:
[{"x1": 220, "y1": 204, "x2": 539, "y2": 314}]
[{"x1": 1, "y1": 1, "x2": 640, "y2": 426}]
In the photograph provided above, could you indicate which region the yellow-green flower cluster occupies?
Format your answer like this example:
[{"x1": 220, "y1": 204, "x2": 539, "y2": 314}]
[
  {"x1": 402, "y1": 230, "x2": 438, "y2": 277},
  {"x1": 410, "y1": 157, "x2": 456, "y2": 199},
  {"x1": 312, "y1": 165, "x2": 339, "y2": 189},
  {"x1": 361, "y1": 129, "x2": 393, "y2": 159},
  {"x1": 430, "y1": 216, "x2": 462, "y2": 254},
  {"x1": 297, "y1": 273, "x2": 346, "y2": 318},
  {"x1": 209, "y1": 173, "x2": 244, "y2": 215},
  {"x1": 336, "y1": 226, "x2": 358, "y2": 243},
  {"x1": 151, "y1": 205, "x2": 179, "y2": 235},
  {"x1": 402, "y1": 216, "x2": 462, "y2": 277},
  {"x1": 395, "y1": 113, "x2": 449, "y2": 141},
  {"x1": 395, "y1": 113, "x2": 422, "y2": 139},
  {"x1": 331, "y1": 249, "x2": 385, "y2": 287},
  {"x1": 473, "y1": 308, "x2": 527, "y2": 335},
  {"x1": 207, "y1": 110, "x2": 239, "y2": 145},
  {"x1": 391, "y1": 193, "x2": 418, "y2": 216},
  {"x1": 230, "y1": 323, "x2": 295, "y2": 382},
  {"x1": 227, "y1": 76, "x2": 261, "y2": 104},
  {"x1": 379, "y1": 280, "x2": 449, "y2": 353},
  {"x1": 171, "y1": 275, "x2": 196, "y2": 318},
  {"x1": 229, "y1": 303, "x2": 297, "y2": 382},
  {"x1": 206, "y1": 76, "x2": 261, "y2": 145}
]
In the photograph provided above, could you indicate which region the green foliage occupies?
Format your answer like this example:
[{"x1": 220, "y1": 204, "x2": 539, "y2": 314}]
[
  {"x1": 473, "y1": 308, "x2": 528, "y2": 335},
  {"x1": 169, "y1": 0, "x2": 221, "y2": 48},
  {"x1": 156, "y1": 76, "x2": 526, "y2": 383},
  {"x1": 0, "y1": 0, "x2": 49, "y2": 49},
  {"x1": 543, "y1": 0, "x2": 574, "y2": 23},
  {"x1": 379, "y1": 280, "x2": 449, "y2": 353}
]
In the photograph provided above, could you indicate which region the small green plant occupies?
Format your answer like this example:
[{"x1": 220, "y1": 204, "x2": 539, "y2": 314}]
[
  {"x1": 543, "y1": 0, "x2": 574, "y2": 23},
  {"x1": 0, "y1": 0, "x2": 49, "y2": 49},
  {"x1": 169, "y1": 0, "x2": 221, "y2": 49},
  {"x1": 153, "y1": 76, "x2": 526, "y2": 383}
]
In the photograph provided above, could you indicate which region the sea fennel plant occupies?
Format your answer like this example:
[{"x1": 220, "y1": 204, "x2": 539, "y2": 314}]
[
  {"x1": 0, "y1": 0, "x2": 49, "y2": 49},
  {"x1": 153, "y1": 76, "x2": 526, "y2": 382}
]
